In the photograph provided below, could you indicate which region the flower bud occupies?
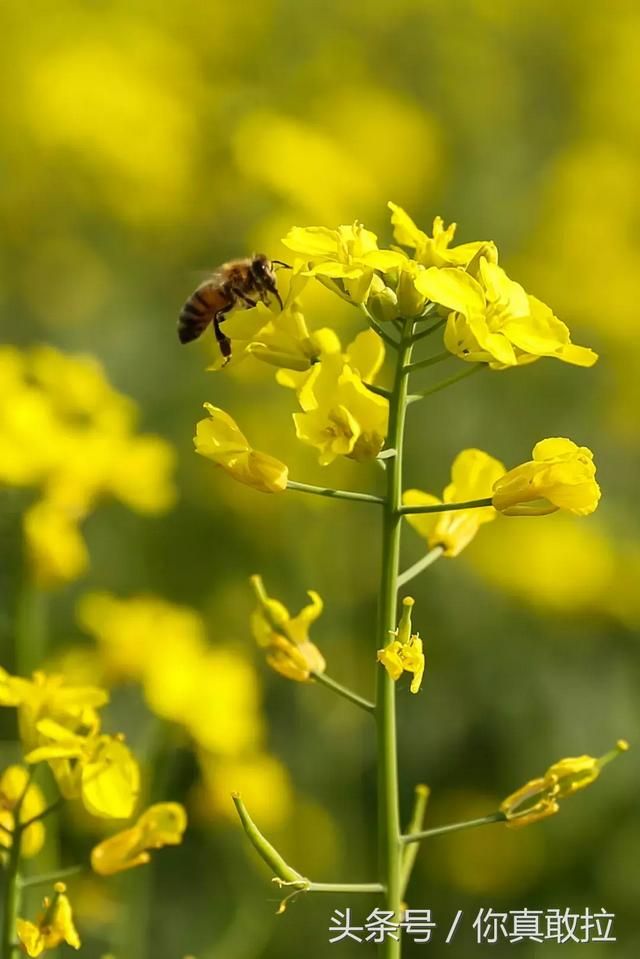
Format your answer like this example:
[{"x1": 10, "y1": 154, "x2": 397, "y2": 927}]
[{"x1": 367, "y1": 275, "x2": 398, "y2": 324}]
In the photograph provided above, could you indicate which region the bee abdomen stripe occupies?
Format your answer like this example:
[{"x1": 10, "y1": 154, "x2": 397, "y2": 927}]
[
  {"x1": 181, "y1": 301, "x2": 204, "y2": 317},
  {"x1": 193, "y1": 290, "x2": 210, "y2": 308}
]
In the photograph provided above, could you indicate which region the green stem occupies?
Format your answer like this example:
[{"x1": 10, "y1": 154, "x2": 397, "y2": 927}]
[
  {"x1": 400, "y1": 785, "x2": 430, "y2": 898},
  {"x1": 408, "y1": 363, "x2": 485, "y2": 402},
  {"x1": 403, "y1": 350, "x2": 450, "y2": 375},
  {"x1": 399, "y1": 497, "x2": 493, "y2": 516},
  {"x1": 397, "y1": 547, "x2": 443, "y2": 589},
  {"x1": 401, "y1": 812, "x2": 506, "y2": 844},
  {"x1": 286, "y1": 480, "x2": 384, "y2": 506},
  {"x1": 15, "y1": 582, "x2": 48, "y2": 677},
  {"x1": 0, "y1": 775, "x2": 33, "y2": 959},
  {"x1": 376, "y1": 319, "x2": 414, "y2": 958},
  {"x1": 308, "y1": 882, "x2": 383, "y2": 894},
  {"x1": 1, "y1": 830, "x2": 22, "y2": 958},
  {"x1": 311, "y1": 672, "x2": 375, "y2": 714}
]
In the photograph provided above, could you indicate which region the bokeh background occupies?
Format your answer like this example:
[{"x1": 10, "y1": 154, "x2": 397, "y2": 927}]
[{"x1": 1, "y1": 0, "x2": 639, "y2": 956}]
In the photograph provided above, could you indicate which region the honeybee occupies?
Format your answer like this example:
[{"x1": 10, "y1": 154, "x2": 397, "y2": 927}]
[{"x1": 178, "y1": 254, "x2": 289, "y2": 362}]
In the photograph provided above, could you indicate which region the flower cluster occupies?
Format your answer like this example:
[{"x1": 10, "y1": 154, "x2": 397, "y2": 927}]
[
  {"x1": 74, "y1": 592, "x2": 292, "y2": 828},
  {"x1": 0, "y1": 667, "x2": 187, "y2": 954},
  {"x1": 193, "y1": 204, "x2": 599, "y2": 494},
  {"x1": 0, "y1": 345, "x2": 176, "y2": 587}
]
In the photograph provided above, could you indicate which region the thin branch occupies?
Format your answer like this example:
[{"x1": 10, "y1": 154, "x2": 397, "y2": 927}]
[
  {"x1": 401, "y1": 812, "x2": 506, "y2": 845},
  {"x1": 312, "y1": 672, "x2": 375, "y2": 714},
  {"x1": 20, "y1": 796, "x2": 65, "y2": 831},
  {"x1": 403, "y1": 350, "x2": 451, "y2": 375},
  {"x1": 287, "y1": 480, "x2": 384, "y2": 506},
  {"x1": 359, "y1": 305, "x2": 400, "y2": 349},
  {"x1": 308, "y1": 882, "x2": 384, "y2": 894},
  {"x1": 409, "y1": 317, "x2": 446, "y2": 344},
  {"x1": 20, "y1": 866, "x2": 83, "y2": 890},
  {"x1": 399, "y1": 497, "x2": 493, "y2": 516},
  {"x1": 397, "y1": 547, "x2": 444, "y2": 589},
  {"x1": 408, "y1": 363, "x2": 485, "y2": 402},
  {"x1": 400, "y1": 785, "x2": 430, "y2": 897},
  {"x1": 364, "y1": 382, "x2": 392, "y2": 400}
]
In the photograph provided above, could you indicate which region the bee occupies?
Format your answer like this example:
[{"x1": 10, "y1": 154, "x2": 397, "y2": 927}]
[{"x1": 177, "y1": 254, "x2": 289, "y2": 362}]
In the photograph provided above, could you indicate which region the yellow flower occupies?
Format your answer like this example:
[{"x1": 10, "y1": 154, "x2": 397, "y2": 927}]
[
  {"x1": 250, "y1": 575, "x2": 325, "y2": 682},
  {"x1": 293, "y1": 356, "x2": 388, "y2": 465},
  {"x1": 377, "y1": 598, "x2": 425, "y2": 694},
  {"x1": 107, "y1": 435, "x2": 177, "y2": 514},
  {"x1": 0, "y1": 669, "x2": 108, "y2": 753},
  {"x1": 501, "y1": 740, "x2": 628, "y2": 829},
  {"x1": 91, "y1": 802, "x2": 187, "y2": 875},
  {"x1": 404, "y1": 449, "x2": 506, "y2": 556},
  {"x1": 23, "y1": 499, "x2": 89, "y2": 588},
  {"x1": 196, "y1": 752, "x2": 292, "y2": 828},
  {"x1": 492, "y1": 438, "x2": 601, "y2": 517},
  {"x1": 281, "y1": 221, "x2": 405, "y2": 303},
  {"x1": 414, "y1": 257, "x2": 598, "y2": 369},
  {"x1": 277, "y1": 327, "x2": 385, "y2": 394},
  {"x1": 0, "y1": 345, "x2": 177, "y2": 588},
  {"x1": 16, "y1": 882, "x2": 81, "y2": 956},
  {"x1": 389, "y1": 202, "x2": 497, "y2": 270},
  {"x1": 0, "y1": 765, "x2": 47, "y2": 858},
  {"x1": 77, "y1": 593, "x2": 263, "y2": 756},
  {"x1": 26, "y1": 726, "x2": 140, "y2": 819},
  {"x1": 194, "y1": 403, "x2": 288, "y2": 493}
]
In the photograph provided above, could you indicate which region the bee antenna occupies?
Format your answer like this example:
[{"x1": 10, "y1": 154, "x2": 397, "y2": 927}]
[{"x1": 271, "y1": 260, "x2": 292, "y2": 270}]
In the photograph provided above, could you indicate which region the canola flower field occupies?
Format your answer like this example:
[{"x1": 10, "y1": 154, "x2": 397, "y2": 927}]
[{"x1": 0, "y1": 3, "x2": 638, "y2": 958}]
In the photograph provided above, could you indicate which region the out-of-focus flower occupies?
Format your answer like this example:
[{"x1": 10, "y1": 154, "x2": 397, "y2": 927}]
[
  {"x1": 16, "y1": 882, "x2": 80, "y2": 955},
  {"x1": 195, "y1": 752, "x2": 293, "y2": 828},
  {"x1": 91, "y1": 802, "x2": 187, "y2": 876},
  {"x1": 404, "y1": 449, "x2": 505, "y2": 557},
  {"x1": 492, "y1": 438, "x2": 601, "y2": 516},
  {"x1": 466, "y1": 516, "x2": 615, "y2": 614},
  {"x1": 26, "y1": 726, "x2": 140, "y2": 819},
  {"x1": 107, "y1": 436, "x2": 177, "y2": 514},
  {"x1": 293, "y1": 356, "x2": 388, "y2": 465},
  {"x1": 377, "y1": 597, "x2": 424, "y2": 694},
  {"x1": 389, "y1": 202, "x2": 497, "y2": 270},
  {"x1": 0, "y1": 345, "x2": 177, "y2": 587},
  {"x1": 282, "y1": 222, "x2": 405, "y2": 303},
  {"x1": 501, "y1": 740, "x2": 629, "y2": 828},
  {"x1": 194, "y1": 403, "x2": 288, "y2": 492},
  {"x1": 0, "y1": 765, "x2": 47, "y2": 858},
  {"x1": 23, "y1": 500, "x2": 89, "y2": 588},
  {"x1": 415, "y1": 258, "x2": 598, "y2": 369},
  {"x1": 77, "y1": 593, "x2": 263, "y2": 756},
  {"x1": 76, "y1": 593, "x2": 207, "y2": 682},
  {"x1": 250, "y1": 575, "x2": 325, "y2": 682},
  {"x1": 0, "y1": 668, "x2": 108, "y2": 753}
]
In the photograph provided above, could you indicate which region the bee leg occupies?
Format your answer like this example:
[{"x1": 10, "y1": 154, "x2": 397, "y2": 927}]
[
  {"x1": 231, "y1": 287, "x2": 258, "y2": 309},
  {"x1": 213, "y1": 304, "x2": 233, "y2": 364}
]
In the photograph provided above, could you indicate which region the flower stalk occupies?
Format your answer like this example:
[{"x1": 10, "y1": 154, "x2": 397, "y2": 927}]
[
  {"x1": 375, "y1": 317, "x2": 415, "y2": 958},
  {"x1": 401, "y1": 811, "x2": 506, "y2": 844}
]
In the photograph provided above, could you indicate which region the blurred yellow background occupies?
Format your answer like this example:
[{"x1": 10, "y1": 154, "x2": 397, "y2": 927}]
[{"x1": 0, "y1": 1, "x2": 638, "y2": 956}]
